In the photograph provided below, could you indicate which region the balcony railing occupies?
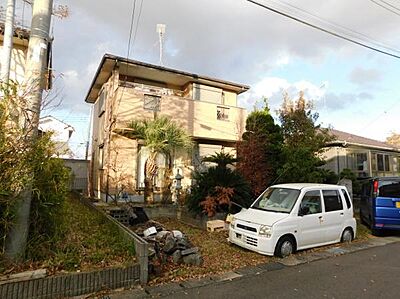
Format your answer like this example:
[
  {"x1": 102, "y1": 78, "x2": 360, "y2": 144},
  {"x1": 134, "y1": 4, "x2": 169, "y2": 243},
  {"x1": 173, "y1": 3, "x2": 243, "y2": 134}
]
[{"x1": 119, "y1": 81, "x2": 184, "y2": 97}]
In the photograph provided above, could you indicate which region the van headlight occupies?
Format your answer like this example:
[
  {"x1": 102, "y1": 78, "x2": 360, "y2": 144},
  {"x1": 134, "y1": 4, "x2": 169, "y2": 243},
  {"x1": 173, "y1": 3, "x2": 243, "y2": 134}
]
[
  {"x1": 230, "y1": 217, "x2": 236, "y2": 229},
  {"x1": 259, "y1": 225, "x2": 272, "y2": 238}
]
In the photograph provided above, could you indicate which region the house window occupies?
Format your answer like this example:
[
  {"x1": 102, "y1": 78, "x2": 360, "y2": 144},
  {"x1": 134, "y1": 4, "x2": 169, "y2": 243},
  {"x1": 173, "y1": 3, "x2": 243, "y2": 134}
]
[
  {"x1": 377, "y1": 154, "x2": 384, "y2": 171},
  {"x1": 385, "y1": 155, "x2": 390, "y2": 171},
  {"x1": 377, "y1": 153, "x2": 390, "y2": 172},
  {"x1": 396, "y1": 157, "x2": 400, "y2": 173},
  {"x1": 356, "y1": 153, "x2": 368, "y2": 171},
  {"x1": 98, "y1": 146, "x2": 104, "y2": 169},
  {"x1": 98, "y1": 88, "x2": 106, "y2": 117},
  {"x1": 144, "y1": 94, "x2": 161, "y2": 111},
  {"x1": 217, "y1": 106, "x2": 229, "y2": 121},
  {"x1": 347, "y1": 152, "x2": 368, "y2": 175}
]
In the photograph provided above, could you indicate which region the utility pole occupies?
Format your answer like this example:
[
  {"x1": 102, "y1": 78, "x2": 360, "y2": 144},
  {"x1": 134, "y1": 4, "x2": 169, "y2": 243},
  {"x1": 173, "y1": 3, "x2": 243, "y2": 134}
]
[
  {"x1": 4, "y1": 0, "x2": 53, "y2": 261},
  {"x1": 0, "y1": 0, "x2": 16, "y2": 82}
]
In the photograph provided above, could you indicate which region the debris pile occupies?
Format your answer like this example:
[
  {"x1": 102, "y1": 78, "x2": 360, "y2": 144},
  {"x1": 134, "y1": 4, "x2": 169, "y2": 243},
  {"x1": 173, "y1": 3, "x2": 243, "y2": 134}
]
[{"x1": 135, "y1": 220, "x2": 203, "y2": 267}]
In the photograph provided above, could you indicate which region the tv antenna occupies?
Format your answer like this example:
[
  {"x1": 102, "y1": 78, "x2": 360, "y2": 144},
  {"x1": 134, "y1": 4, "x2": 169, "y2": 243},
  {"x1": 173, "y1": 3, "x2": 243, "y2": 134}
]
[{"x1": 156, "y1": 24, "x2": 166, "y2": 66}]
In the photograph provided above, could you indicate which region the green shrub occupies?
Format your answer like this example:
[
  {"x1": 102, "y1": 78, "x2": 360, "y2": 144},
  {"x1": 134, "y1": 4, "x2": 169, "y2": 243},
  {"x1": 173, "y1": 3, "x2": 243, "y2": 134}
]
[
  {"x1": 186, "y1": 166, "x2": 253, "y2": 215},
  {"x1": 26, "y1": 134, "x2": 71, "y2": 260}
]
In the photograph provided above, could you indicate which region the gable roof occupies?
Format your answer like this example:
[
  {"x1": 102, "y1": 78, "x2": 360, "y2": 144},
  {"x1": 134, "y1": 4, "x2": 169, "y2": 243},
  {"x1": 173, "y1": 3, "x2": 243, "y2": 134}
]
[
  {"x1": 39, "y1": 115, "x2": 75, "y2": 132},
  {"x1": 330, "y1": 129, "x2": 400, "y2": 152},
  {"x1": 85, "y1": 54, "x2": 250, "y2": 103}
]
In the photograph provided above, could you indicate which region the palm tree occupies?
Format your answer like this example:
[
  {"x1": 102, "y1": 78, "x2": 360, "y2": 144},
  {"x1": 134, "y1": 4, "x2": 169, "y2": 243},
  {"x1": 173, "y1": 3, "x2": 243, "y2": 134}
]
[
  {"x1": 202, "y1": 152, "x2": 238, "y2": 169},
  {"x1": 114, "y1": 116, "x2": 192, "y2": 203}
]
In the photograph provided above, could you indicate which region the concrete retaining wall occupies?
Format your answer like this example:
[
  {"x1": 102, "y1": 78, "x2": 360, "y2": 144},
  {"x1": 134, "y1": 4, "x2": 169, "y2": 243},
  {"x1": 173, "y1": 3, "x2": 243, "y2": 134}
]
[
  {"x1": 79, "y1": 197, "x2": 149, "y2": 285},
  {"x1": 0, "y1": 265, "x2": 140, "y2": 299}
]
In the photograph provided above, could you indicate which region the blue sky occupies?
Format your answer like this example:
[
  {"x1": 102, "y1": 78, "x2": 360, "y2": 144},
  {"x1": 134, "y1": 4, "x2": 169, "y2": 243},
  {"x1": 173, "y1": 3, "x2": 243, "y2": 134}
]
[{"x1": 8, "y1": 0, "x2": 400, "y2": 158}]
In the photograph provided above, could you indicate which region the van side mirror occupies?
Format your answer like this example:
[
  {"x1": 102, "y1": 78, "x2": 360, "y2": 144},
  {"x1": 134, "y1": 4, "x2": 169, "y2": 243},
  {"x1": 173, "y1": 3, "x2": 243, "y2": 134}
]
[{"x1": 298, "y1": 206, "x2": 309, "y2": 216}]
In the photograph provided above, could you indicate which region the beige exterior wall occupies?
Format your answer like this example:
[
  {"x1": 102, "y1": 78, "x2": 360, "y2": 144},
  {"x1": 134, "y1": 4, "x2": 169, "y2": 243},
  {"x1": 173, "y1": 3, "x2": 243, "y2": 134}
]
[
  {"x1": 114, "y1": 87, "x2": 246, "y2": 141},
  {"x1": 0, "y1": 44, "x2": 27, "y2": 83},
  {"x1": 223, "y1": 91, "x2": 237, "y2": 106},
  {"x1": 322, "y1": 147, "x2": 347, "y2": 174}
]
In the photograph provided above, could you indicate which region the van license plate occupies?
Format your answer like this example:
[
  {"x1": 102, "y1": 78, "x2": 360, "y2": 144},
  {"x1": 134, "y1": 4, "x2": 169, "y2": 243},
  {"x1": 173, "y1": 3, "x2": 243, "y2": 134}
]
[{"x1": 396, "y1": 202, "x2": 400, "y2": 208}]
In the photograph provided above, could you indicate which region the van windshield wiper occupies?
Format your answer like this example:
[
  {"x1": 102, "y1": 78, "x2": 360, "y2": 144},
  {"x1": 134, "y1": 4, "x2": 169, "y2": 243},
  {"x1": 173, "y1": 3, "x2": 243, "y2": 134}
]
[{"x1": 250, "y1": 207, "x2": 289, "y2": 213}]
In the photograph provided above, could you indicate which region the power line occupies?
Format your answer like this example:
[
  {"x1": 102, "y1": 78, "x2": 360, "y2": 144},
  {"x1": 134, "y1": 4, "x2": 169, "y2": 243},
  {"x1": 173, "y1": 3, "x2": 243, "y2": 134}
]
[
  {"x1": 271, "y1": 0, "x2": 400, "y2": 55},
  {"x1": 131, "y1": 0, "x2": 144, "y2": 56},
  {"x1": 126, "y1": 0, "x2": 137, "y2": 59},
  {"x1": 369, "y1": 0, "x2": 400, "y2": 16},
  {"x1": 246, "y1": 0, "x2": 400, "y2": 59},
  {"x1": 379, "y1": 0, "x2": 400, "y2": 11}
]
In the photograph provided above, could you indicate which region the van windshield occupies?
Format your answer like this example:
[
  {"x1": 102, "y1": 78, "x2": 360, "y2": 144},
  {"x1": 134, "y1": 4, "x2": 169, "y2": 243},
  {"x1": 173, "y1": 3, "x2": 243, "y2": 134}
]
[
  {"x1": 251, "y1": 188, "x2": 300, "y2": 213},
  {"x1": 379, "y1": 180, "x2": 400, "y2": 198}
]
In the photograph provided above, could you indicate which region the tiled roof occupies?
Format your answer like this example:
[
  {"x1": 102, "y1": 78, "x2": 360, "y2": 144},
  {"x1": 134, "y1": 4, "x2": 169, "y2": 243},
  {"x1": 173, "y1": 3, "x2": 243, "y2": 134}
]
[{"x1": 330, "y1": 129, "x2": 400, "y2": 151}]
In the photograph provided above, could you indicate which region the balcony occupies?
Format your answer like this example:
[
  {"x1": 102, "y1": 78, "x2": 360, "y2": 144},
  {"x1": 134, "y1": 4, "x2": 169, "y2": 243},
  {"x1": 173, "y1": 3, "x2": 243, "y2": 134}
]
[{"x1": 114, "y1": 85, "x2": 246, "y2": 143}]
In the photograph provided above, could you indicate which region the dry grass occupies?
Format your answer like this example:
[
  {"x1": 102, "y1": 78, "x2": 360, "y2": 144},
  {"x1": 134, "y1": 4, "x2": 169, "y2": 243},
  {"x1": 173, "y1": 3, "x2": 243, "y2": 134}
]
[
  {"x1": 1, "y1": 194, "x2": 136, "y2": 275},
  {"x1": 149, "y1": 217, "x2": 271, "y2": 285},
  {"x1": 149, "y1": 216, "x2": 375, "y2": 285}
]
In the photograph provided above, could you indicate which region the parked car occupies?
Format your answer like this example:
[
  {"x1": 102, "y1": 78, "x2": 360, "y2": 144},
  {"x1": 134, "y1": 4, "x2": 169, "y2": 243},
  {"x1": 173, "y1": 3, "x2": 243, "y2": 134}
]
[
  {"x1": 359, "y1": 177, "x2": 400, "y2": 235},
  {"x1": 228, "y1": 183, "x2": 356, "y2": 258}
]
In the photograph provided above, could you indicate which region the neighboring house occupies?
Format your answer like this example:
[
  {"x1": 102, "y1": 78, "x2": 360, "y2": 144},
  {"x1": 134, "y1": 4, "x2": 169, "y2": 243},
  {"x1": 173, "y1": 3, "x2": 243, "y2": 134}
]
[
  {"x1": 0, "y1": 21, "x2": 29, "y2": 83},
  {"x1": 39, "y1": 115, "x2": 75, "y2": 158},
  {"x1": 324, "y1": 129, "x2": 400, "y2": 178},
  {"x1": 85, "y1": 54, "x2": 249, "y2": 201}
]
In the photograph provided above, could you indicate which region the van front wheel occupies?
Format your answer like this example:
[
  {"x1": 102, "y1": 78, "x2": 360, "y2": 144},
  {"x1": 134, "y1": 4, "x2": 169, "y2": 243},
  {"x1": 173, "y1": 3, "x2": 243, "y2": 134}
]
[{"x1": 275, "y1": 236, "x2": 295, "y2": 258}]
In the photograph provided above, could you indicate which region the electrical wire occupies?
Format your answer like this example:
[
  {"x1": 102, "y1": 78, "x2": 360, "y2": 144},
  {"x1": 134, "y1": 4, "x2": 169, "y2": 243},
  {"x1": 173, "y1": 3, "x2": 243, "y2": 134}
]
[
  {"x1": 369, "y1": 0, "x2": 400, "y2": 16},
  {"x1": 378, "y1": 0, "x2": 400, "y2": 11},
  {"x1": 246, "y1": 0, "x2": 400, "y2": 59},
  {"x1": 131, "y1": 0, "x2": 144, "y2": 56},
  {"x1": 126, "y1": 0, "x2": 137, "y2": 59},
  {"x1": 270, "y1": 0, "x2": 400, "y2": 55}
]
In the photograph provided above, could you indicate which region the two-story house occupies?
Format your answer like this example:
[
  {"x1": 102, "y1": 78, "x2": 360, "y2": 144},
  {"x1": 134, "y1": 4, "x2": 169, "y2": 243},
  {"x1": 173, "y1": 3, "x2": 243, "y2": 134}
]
[
  {"x1": 85, "y1": 54, "x2": 249, "y2": 201},
  {"x1": 324, "y1": 129, "x2": 400, "y2": 178}
]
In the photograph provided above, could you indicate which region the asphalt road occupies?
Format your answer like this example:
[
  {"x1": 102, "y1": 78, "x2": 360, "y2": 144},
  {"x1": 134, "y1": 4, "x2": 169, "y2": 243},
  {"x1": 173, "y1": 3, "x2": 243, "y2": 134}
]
[{"x1": 162, "y1": 242, "x2": 400, "y2": 299}]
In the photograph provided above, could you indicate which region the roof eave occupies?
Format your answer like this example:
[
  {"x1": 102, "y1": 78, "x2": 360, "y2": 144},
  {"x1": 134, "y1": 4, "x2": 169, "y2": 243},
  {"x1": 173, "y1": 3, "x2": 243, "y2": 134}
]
[
  {"x1": 328, "y1": 140, "x2": 400, "y2": 152},
  {"x1": 84, "y1": 53, "x2": 250, "y2": 103}
]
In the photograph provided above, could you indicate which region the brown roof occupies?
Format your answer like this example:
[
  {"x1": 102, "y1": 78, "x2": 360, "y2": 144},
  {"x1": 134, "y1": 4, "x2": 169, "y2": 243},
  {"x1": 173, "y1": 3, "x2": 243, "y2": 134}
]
[
  {"x1": 330, "y1": 129, "x2": 400, "y2": 152},
  {"x1": 85, "y1": 54, "x2": 250, "y2": 103}
]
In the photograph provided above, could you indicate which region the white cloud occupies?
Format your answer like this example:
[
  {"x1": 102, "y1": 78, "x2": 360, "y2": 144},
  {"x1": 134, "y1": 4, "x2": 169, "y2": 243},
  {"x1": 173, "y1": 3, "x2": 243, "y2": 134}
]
[
  {"x1": 240, "y1": 77, "x2": 327, "y2": 111},
  {"x1": 276, "y1": 54, "x2": 290, "y2": 66}
]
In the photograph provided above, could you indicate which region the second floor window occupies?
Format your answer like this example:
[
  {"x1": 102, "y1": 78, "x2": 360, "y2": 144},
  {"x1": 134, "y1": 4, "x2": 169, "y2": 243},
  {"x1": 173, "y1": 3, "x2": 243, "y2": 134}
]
[
  {"x1": 98, "y1": 88, "x2": 107, "y2": 117},
  {"x1": 217, "y1": 106, "x2": 229, "y2": 121},
  {"x1": 144, "y1": 94, "x2": 161, "y2": 111}
]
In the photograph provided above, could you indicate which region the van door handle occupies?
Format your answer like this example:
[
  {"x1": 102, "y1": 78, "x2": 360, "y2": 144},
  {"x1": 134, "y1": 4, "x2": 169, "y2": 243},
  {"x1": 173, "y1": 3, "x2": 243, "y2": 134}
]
[
  {"x1": 318, "y1": 216, "x2": 323, "y2": 219},
  {"x1": 340, "y1": 213, "x2": 344, "y2": 216}
]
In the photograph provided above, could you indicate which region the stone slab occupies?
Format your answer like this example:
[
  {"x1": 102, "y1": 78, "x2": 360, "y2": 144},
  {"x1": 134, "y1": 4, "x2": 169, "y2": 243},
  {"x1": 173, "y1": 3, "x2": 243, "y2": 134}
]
[
  {"x1": 180, "y1": 277, "x2": 214, "y2": 289},
  {"x1": 234, "y1": 266, "x2": 262, "y2": 276},
  {"x1": 211, "y1": 271, "x2": 242, "y2": 282}
]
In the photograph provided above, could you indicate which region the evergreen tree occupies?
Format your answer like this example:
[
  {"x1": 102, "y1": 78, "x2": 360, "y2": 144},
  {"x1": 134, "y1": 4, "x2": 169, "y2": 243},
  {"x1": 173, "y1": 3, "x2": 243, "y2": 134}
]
[
  {"x1": 278, "y1": 92, "x2": 333, "y2": 183},
  {"x1": 237, "y1": 99, "x2": 283, "y2": 196}
]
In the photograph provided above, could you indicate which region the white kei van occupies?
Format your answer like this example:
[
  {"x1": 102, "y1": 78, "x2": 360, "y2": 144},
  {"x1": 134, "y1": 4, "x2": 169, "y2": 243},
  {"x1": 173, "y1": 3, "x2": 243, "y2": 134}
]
[{"x1": 228, "y1": 183, "x2": 356, "y2": 257}]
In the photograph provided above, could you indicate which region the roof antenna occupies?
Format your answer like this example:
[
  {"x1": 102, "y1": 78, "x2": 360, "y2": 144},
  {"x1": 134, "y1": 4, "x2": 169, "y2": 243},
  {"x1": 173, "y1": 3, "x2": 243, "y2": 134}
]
[{"x1": 156, "y1": 24, "x2": 166, "y2": 66}]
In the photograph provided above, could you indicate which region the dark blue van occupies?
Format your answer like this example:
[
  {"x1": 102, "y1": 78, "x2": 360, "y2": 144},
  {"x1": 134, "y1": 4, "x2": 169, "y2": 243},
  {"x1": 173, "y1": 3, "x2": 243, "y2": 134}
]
[{"x1": 359, "y1": 177, "x2": 400, "y2": 235}]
